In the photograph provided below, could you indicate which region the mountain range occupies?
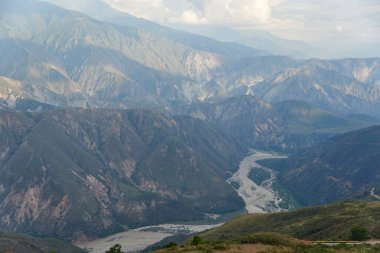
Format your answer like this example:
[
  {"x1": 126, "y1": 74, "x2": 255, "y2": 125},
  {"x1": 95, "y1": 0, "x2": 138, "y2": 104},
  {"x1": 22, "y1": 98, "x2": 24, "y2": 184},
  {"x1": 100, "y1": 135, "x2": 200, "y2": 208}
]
[
  {"x1": 1, "y1": 0, "x2": 380, "y2": 121},
  {"x1": 179, "y1": 96, "x2": 371, "y2": 152},
  {"x1": 0, "y1": 108, "x2": 244, "y2": 240},
  {"x1": 281, "y1": 125, "x2": 380, "y2": 206},
  {"x1": 0, "y1": 0, "x2": 379, "y2": 249}
]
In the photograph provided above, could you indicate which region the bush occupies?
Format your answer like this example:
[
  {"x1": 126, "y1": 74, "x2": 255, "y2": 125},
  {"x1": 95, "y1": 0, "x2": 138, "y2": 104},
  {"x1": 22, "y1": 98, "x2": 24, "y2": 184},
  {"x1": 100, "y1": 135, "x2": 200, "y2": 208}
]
[
  {"x1": 164, "y1": 242, "x2": 177, "y2": 248},
  {"x1": 105, "y1": 244, "x2": 124, "y2": 253},
  {"x1": 351, "y1": 226, "x2": 368, "y2": 241},
  {"x1": 192, "y1": 236, "x2": 203, "y2": 245}
]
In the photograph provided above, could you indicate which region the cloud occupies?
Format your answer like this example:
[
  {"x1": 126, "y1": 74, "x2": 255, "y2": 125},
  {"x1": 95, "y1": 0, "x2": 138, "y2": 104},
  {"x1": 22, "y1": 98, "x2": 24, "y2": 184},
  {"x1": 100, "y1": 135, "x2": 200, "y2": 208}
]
[
  {"x1": 176, "y1": 10, "x2": 208, "y2": 24},
  {"x1": 105, "y1": 0, "x2": 281, "y2": 26},
  {"x1": 105, "y1": 0, "x2": 380, "y2": 43}
]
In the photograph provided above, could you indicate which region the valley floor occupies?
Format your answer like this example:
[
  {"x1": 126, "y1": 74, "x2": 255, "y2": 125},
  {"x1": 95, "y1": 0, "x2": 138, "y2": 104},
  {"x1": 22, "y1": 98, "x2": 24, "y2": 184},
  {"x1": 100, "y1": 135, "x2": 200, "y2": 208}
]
[
  {"x1": 75, "y1": 224, "x2": 222, "y2": 253},
  {"x1": 76, "y1": 151, "x2": 289, "y2": 253},
  {"x1": 227, "y1": 150, "x2": 288, "y2": 213}
]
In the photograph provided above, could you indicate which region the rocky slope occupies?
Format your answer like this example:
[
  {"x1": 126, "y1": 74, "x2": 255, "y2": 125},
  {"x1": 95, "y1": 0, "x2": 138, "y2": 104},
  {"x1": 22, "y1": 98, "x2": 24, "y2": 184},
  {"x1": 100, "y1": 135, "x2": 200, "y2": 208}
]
[
  {"x1": 253, "y1": 58, "x2": 380, "y2": 117},
  {"x1": 0, "y1": 0, "x2": 268, "y2": 109},
  {"x1": 1, "y1": 0, "x2": 380, "y2": 118},
  {"x1": 0, "y1": 108, "x2": 244, "y2": 241},
  {"x1": 281, "y1": 125, "x2": 380, "y2": 205},
  {"x1": 179, "y1": 96, "x2": 370, "y2": 152}
]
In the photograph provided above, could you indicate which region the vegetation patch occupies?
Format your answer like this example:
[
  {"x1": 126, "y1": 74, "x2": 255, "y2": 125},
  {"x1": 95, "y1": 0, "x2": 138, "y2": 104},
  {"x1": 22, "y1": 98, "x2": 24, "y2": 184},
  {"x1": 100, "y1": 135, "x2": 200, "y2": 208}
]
[
  {"x1": 198, "y1": 201, "x2": 380, "y2": 242},
  {"x1": 248, "y1": 167, "x2": 271, "y2": 186}
]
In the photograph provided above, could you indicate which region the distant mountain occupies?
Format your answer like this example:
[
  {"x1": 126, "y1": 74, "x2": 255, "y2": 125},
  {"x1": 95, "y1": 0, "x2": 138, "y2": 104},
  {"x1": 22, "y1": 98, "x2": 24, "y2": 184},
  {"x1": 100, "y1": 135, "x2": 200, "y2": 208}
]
[
  {"x1": 281, "y1": 125, "x2": 380, "y2": 205},
  {"x1": 199, "y1": 201, "x2": 380, "y2": 241},
  {"x1": 0, "y1": 108, "x2": 244, "y2": 240},
  {"x1": 41, "y1": 0, "x2": 267, "y2": 58},
  {"x1": 0, "y1": 230, "x2": 84, "y2": 253},
  {"x1": 170, "y1": 24, "x2": 314, "y2": 59},
  {"x1": 179, "y1": 96, "x2": 370, "y2": 152},
  {"x1": 252, "y1": 58, "x2": 380, "y2": 117},
  {"x1": 1, "y1": 0, "x2": 379, "y2": 116},
  {"x1": 0, "y1": 0, "x2": 269, "y2": 110}
]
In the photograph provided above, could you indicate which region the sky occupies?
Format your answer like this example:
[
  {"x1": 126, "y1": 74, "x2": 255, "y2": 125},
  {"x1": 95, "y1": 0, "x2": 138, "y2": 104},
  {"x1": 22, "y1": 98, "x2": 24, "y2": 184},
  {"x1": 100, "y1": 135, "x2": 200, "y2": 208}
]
[{"x1": 104, "y1": 0, "x2": 380, "y2": 44}]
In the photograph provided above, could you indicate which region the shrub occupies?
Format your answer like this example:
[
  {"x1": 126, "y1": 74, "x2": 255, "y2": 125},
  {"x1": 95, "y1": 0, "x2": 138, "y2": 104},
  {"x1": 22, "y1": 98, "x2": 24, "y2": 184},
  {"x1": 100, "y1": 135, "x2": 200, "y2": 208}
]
[
  {"x1": 351, "y1": 226, "x2": 368, "y2": 241},
  {"x1": 192, "y1": 236, "x2": 203, "y2": 245}
]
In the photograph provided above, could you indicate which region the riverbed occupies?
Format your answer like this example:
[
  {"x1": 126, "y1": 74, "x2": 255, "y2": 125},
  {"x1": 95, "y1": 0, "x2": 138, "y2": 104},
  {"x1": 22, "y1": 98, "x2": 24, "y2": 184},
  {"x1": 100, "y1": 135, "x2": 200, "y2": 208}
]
[
  {"x1": 227, "y1": 151, "x2": 288, "y2": 213},
  {"x1": 76, "y1": 223, "x2": 222, "y2": 253},
  {"x1": 77, "y1": 151, "x2": 287, "y2": 252}
]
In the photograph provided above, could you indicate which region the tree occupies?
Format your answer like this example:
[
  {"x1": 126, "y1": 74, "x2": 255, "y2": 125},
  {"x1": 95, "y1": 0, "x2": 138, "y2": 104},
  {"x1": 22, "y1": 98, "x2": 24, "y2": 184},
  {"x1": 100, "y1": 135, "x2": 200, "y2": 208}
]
[
  {"x1": 351, "y1": 226, "x2": 368, "y2": 241},
  {"x1": 105, "y1": 244, "x2": 124, "y2": 253},
  {"x1": 192, "y1": 236, "x2": 202, "y2": 245}
]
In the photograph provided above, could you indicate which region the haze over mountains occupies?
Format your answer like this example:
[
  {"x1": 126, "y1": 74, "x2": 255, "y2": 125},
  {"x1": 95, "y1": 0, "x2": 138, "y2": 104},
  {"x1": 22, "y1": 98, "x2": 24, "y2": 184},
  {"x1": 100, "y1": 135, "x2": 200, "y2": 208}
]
[
  {"x1": 0, "y1": 0, "x2": 379, "y2": 250},
  {"x1": 1, "y1": 0, "x2": 380, "y2": 117}
]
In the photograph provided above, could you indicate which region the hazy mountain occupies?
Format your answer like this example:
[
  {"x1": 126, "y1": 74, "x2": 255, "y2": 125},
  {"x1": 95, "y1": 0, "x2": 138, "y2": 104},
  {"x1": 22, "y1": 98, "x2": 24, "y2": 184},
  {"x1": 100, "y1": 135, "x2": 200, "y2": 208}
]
[
  {"x1": 179, "y1": 96, "x2": 370, "y2": 152},
  {"x1": 252, "y1": 58, "x2": 380, "y2": 117},
  {"x1": 2, "y1": 0, "x2": 379, "y2": 116},
  {"x1": 0, "y1": 0, "x2": 274, "y2": 110},
  {"x1": 170, "y1": 24, "x2": 315, "y2": 59},
  {"x1": 41, "y1": 0, "x2": 312, "y2": 58},
  {"x1": 41, "y1": 0, "x2": 267, "y2": 58},
  {"x1": 0, "y1": 230, "x2": 85, "y2": 253},
  {"x1": 0, "y1": 108, "x2": 244, "y2": 240},
  {"x1": 281, "y1": 125, "x2": 380, "y2": 205}
]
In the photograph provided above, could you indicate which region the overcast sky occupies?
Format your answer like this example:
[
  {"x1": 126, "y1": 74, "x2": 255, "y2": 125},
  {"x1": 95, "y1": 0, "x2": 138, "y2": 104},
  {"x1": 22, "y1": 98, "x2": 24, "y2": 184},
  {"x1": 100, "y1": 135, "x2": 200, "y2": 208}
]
[{"x1": 105, "y1": 0, "x2": 380, "y2": 43}]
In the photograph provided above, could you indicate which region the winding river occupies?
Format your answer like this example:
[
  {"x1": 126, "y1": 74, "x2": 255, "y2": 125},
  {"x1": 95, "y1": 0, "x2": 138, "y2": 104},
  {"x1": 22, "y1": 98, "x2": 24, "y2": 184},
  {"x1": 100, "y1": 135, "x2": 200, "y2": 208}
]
[
  {"x1": 77, "y1": 151, "x2": 288, "y2": 252},
  {"x1": 228, "y1": 150, "x2": 288, "y2": 213}
]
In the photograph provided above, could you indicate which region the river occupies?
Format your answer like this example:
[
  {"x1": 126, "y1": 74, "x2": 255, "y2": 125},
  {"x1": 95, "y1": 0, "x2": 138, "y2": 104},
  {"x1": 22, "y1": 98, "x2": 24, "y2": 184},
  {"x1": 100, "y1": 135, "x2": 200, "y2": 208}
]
[
  {"x1": 227, "y1": 150, "x2": 288, "y2": 213},
  {"x1": 77, "y1": 151, "x2": 288, "y2": 252}
]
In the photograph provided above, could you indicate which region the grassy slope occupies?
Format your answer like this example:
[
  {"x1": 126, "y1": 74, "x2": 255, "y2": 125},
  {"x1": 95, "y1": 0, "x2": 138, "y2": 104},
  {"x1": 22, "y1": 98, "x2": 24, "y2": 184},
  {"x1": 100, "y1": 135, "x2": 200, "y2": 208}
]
[
  {"x1": 0, "y1": 230, "x2": 85, "y2": 253},
  {"x1": 199, "y1": 201, "x2": 380, "y2": 241},
  {"x1": 155, "y1": 232, "x2": 380, "y2": 253}
]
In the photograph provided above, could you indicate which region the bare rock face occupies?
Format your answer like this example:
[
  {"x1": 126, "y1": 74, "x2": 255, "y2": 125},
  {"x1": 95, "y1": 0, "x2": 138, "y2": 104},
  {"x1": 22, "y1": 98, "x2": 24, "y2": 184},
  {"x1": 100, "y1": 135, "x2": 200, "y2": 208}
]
[
  {"x1": 252, "y1": 58, "x2": 380, "y2": 117},
  {"x1": 0, "y1": 108, "x2": 244, "y2": 241}
]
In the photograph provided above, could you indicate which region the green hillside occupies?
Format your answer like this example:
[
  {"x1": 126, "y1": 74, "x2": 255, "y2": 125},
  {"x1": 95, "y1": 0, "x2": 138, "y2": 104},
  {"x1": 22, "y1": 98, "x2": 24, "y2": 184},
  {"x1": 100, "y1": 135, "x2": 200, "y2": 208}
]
[
  {"x1": 0, "y1": 230, "x2": 84, "y2": 253},
  {"x1": 199, "y1": 201, "x2": 380, "y2": 241}
]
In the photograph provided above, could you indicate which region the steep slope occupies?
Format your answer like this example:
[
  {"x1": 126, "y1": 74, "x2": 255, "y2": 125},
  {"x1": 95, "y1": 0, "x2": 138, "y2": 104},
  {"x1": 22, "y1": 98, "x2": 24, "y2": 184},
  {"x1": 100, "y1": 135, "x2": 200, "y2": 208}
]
[
  {"x1": 0, "y1": 108, "x2": 244, "y2": 241},
  {"x1": 179, "y1": 96, "x2": 370, "y2": 152},
  {"x1": 273, "y1": 100, "x2": 368, "y2": 140},
  {"x1": 253, "y1": 58, "x2": 380, "y2": 117},
  {"x1": 0, "y1": 0, "x2": 270, "y2": 109},
  {"x1": 41, "y1": 0, "x2": 267, "y2": 58},
  {"x1": 0, "y1": 230, "x2": 85, "y2": 253},
  {"x1": 281, "y1": 125, "x2": 380, "y2": 205},
  {"x1": 200, "y1": 201, "x2": 380, "y2": 241},
  {"x1": 214, "y1": 56, "x2": 301, "y2": 96},
  {"x1": 179, "y1": 96, "x2": 285, "y2": 150}
]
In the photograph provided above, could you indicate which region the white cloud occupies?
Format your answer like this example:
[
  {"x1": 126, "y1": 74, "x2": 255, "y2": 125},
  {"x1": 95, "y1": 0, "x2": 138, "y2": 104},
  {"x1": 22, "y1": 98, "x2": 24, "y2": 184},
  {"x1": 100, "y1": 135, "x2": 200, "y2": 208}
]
[
  {"x1": 105, "y1": 0, "x2": 380, "y2": 43},
  {"x1": 177, "y1": 10, "x2": 208, "y2": 24},
  {"x1": 106, "y1": 0, "x2": 281, "y2": 26}
]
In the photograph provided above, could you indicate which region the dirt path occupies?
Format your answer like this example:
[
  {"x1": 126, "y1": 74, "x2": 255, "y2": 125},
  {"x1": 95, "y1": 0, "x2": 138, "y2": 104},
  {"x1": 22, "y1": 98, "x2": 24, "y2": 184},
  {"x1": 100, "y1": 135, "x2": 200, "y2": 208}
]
[{"x1": 227, "y1": 151, "x2": 288, "y2": 213}]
